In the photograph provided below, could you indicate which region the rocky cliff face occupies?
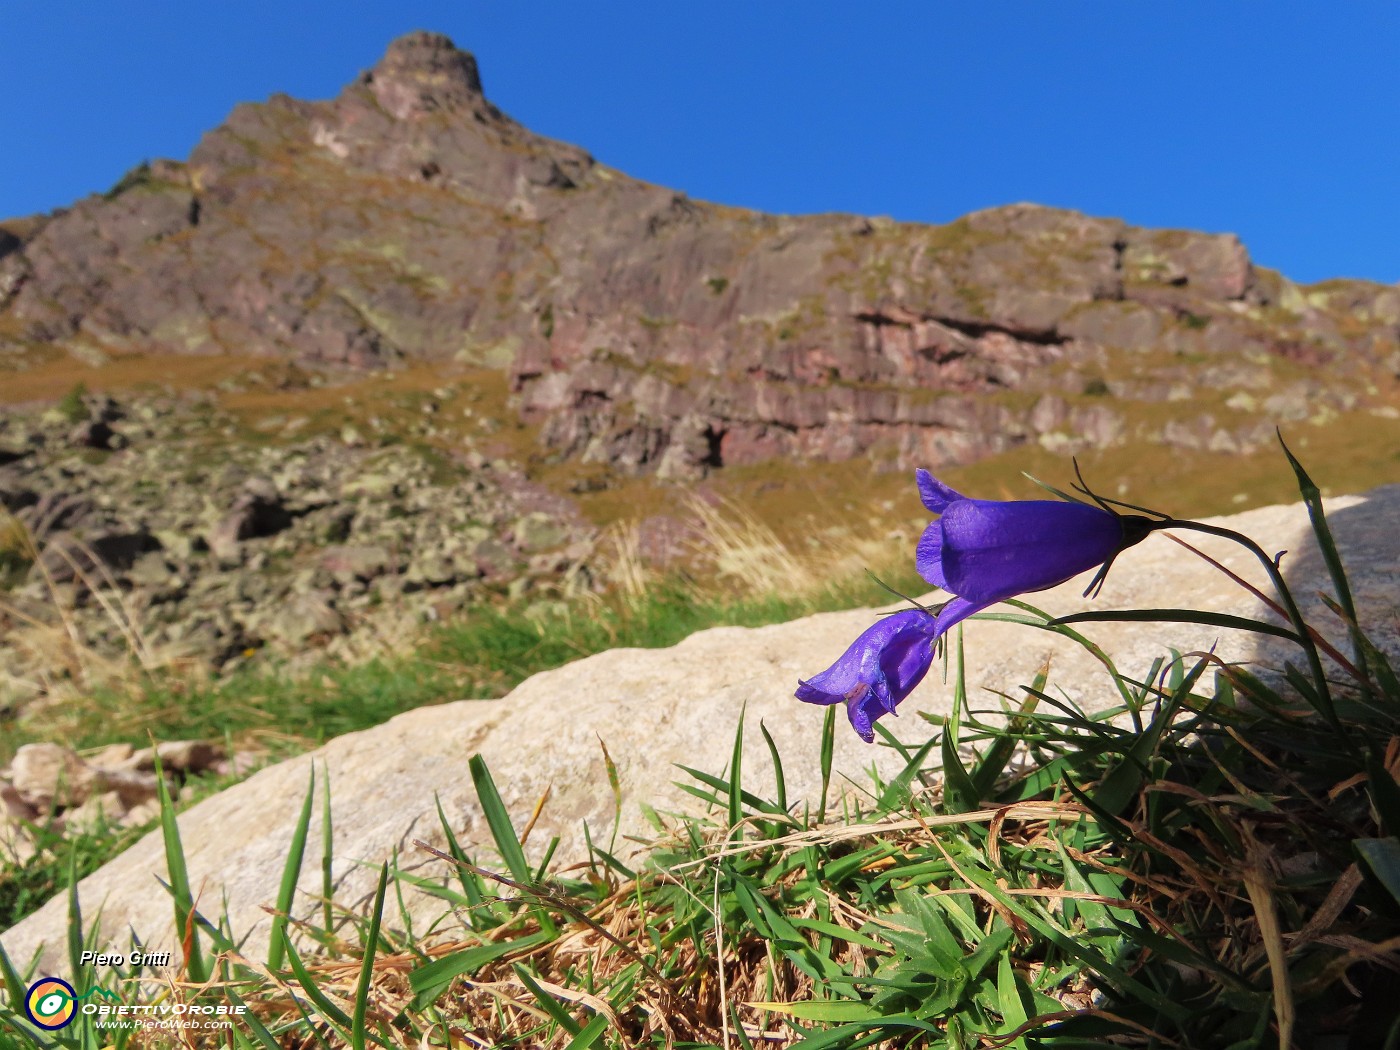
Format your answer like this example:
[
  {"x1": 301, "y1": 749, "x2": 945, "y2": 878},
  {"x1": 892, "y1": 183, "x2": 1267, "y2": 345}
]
[{"x1": 3, "y1": 32, "x2": 1398, "y2": 481}]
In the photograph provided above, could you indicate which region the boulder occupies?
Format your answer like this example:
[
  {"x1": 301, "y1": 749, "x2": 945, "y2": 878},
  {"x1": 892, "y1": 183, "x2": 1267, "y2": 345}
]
[
  {"x1": 207, "y1": 478, "x2": 292, "y2": 562},
  {"x1": 5, "y1": 487, "x2": 1398, "y2": 973},
  {"x1": 9, "y1": 743, "x2": 98, "y2": 809}
]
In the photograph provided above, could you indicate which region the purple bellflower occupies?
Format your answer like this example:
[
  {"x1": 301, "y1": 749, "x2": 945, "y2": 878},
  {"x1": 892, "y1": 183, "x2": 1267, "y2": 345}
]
[
  {"x1": 914, "y1": 467, "x2": 1155, "y2": 643},
  {"x1": 799, "y1": 469, "x2": 1154, "y2": 741},
  {"x1": 795, "y1": 608, "x2": 939, "y2": 743}
]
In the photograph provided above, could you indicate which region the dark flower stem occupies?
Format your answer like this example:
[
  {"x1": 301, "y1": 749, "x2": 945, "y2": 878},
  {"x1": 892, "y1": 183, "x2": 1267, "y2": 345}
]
[{"x1": 1161, "y1": 517, "x2": 1345, "y2": 738}]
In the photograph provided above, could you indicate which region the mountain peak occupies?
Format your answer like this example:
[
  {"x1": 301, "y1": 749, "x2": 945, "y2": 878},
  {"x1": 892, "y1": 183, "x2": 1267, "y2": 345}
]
[{"x1": 363, "y1": 31, "x2": 485, "y2": 120}]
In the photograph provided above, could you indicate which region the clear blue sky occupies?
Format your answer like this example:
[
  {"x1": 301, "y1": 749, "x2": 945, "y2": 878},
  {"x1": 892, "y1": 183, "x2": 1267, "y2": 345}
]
[{"x1": 4, "y1": 2, "x2": 1397, "y2": 286}]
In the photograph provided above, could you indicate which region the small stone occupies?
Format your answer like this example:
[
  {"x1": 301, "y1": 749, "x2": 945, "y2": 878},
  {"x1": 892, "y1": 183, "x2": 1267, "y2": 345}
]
[
  {"x1": 512, "y1": 512, "x2": 569, "y2": 553},
  {"x1": 124, "y1": 740, "x2": 225, "y2": 775},
  {"x1": 11, "y1": 743, "x2": 98, "y2": 809},
  {"x1": 95, "y1": 768, "x2": 163, "y2": 807},
  {"x1": 1, "y1": 781, "x2": 37, "y2": 823},
  {"x1": 63, "y1": 791, "x2": 127, "y2": 833},
  {"x1": 69, "y1": 420, "x2": 120, "y2": 450},
  {"x1": 87, "y1": 743, "x2": 136, "y2": 770},
  {"x1": 344, "y1": 473, "x2": 397, "y2": 499},
  {"x1": 320, "y1": 544, "x2": 395, "y2": 582}
]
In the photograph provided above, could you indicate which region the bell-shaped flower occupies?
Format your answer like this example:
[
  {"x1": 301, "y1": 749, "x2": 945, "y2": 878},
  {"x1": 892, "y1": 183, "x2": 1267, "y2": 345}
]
[
  {"x1": 796, "y1": 608, "x2": 939, "y2": 742},
  {"x1": 914, "y1": 468, "x2": 1153, "y2": 641}
]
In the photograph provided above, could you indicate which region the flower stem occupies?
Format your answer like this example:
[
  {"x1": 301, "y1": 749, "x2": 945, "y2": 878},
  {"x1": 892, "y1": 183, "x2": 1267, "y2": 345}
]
[{"x1": 1161, "y1": 518, "x2": 1347, "y2": 739}]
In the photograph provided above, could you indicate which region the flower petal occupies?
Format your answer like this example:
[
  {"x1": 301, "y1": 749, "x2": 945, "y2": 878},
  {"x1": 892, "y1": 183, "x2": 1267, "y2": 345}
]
[
  {"x1": 795, "y1": 608, "x2": 938, "y2": 742},
  {"x1": 916, "y1": 469, "x2": 966, "y2": 514},
  {"x1": 915, "y1": 520, "x2": 948, "y2": 588},
  {"x1": 940, "y1": 498, "x2": 1124, "y2": 603}
]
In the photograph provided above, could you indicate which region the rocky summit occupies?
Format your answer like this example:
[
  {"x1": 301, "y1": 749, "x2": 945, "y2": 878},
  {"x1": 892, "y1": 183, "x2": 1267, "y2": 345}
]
[{"x1": 2, "y1": 32, "x2": 1397, "y2": 482}]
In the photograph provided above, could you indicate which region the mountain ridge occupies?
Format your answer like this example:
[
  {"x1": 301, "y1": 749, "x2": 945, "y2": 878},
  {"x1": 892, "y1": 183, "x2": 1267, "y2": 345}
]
[{"x1": 2, "y1": 31, "x2": 1397, "y2": 481}]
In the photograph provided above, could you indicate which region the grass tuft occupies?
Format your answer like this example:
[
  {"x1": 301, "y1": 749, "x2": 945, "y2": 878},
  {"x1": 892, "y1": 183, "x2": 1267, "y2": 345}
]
[{"x1": 3, "y1": 456, "x2": 1399, "y2": 1047}]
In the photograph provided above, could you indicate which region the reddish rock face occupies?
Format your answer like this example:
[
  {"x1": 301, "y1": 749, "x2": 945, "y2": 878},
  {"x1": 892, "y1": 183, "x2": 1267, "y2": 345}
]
[{"x1": 2, "y1": 34, "x2": 1395, "y2": 479}]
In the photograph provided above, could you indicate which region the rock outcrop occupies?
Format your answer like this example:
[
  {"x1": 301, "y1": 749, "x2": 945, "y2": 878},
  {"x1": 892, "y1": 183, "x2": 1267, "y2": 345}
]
[
  {"x1": 2, "y1": 33, "x2": 1396, "y2": 480},
  {"x1": 6, "y1": 485, "x2": 1397, "y2": 972},
  {"x1": 0, "y1": 385, "x2": 594, "y2": 701}
]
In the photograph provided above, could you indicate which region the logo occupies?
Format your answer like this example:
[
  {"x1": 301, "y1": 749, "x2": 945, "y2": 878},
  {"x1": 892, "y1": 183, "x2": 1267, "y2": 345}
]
[{"x1": 24, "y1": 978, "x2": 77, "y2": 1030}]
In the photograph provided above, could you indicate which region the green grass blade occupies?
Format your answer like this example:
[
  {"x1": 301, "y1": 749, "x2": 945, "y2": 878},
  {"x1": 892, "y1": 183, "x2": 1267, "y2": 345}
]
[
  {"x1": 1364, "y1": 754, "x2": 1400, "y2": 838},
  {"x1": 269, "y1": 766, "x2": 316, "y2": 972},
  {"x1": 0, "y1": 1019, "x2": 56, "y2": 1049},
  {"x1": 1279, "y1": 433, "x2": 1363, "y2": 667},
  {"x1": 285, "y1": 939, "x2": 357, "y2": 1041},
  {"x1": 819, "y1": 705, "x2": 836, "y2": 823},
  {"x1": 289, "y1": 991, "x2": 336, "y2": 1050},
  {"x1": 1052, "y1": 608, "x2": 1301, "y2": 642},
  {"x1": 64, "y1": 852, "x2": 85, "y2": 989},
  {"x1": 224, "y1": 986, "x2": 282, "y2": 1050},
  {"x1": 996, "y1": 953, "x2": 1030, "y2": 1049},
  {"x1": 352, "y1": 863, "x2": 389, "y2": 1050},
  {"x1": 320, "y1": 763, "x2": 335, "y2": 934},
  {"x1": 875, "y1": 733, "x2": 938, "y2": 810},
  {"x1": 972, "y1": 682, "x2": 1043, "y2": 799},
  {"x1": 407, "y1": 931, "x2": 553, "y2": 1010},
  {"x1": 0, "y1": 940, "x2": 27, "y2": 1010},
  {"x1": 597, "y1": 736, "x2": 623, "y2": 857},
  {"x1": 434, "y1": 794, "x2": 489, "y2": 918},
  {"x1": 941, "y1": 630, "x2": 980, "y2": 814},
  {"x1": 512, "y1": 963, "x2": 581, "y2": 1036},
  {"x1": 759, "y1": 720, "x2": 788, "y2": 813},
  {"x1": 562, "y1": 1011, "x2": 611, "y2": 1050},
  {"x1": 468, "y1": 754, "x2": 532, "y2": 884},
  {"x1": 674, "y1": 765, "x2": 789, "y2": 816},
  {"x1": 728, "y1": 704, "x2": 746, "y2": 828},
  {"x1": 152, "y1": 750, "x2": 207, "y2": 984}
]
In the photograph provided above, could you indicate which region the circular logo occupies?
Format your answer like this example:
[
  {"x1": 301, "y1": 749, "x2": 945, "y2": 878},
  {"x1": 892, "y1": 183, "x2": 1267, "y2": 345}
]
[{"x1": 25, "y1": 977, "x2": 77, "y2": 1030}]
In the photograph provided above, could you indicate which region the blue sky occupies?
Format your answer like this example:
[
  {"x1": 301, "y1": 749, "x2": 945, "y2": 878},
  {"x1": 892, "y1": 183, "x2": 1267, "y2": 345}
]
[{"x1": 4, "y1": 2, "x2": 1397, "y2": 285}]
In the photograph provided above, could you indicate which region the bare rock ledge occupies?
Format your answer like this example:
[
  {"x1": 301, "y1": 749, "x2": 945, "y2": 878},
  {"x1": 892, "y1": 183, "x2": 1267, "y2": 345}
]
[{"x1": 5, "y1": 486, "x2": 1399, "y2": 973}]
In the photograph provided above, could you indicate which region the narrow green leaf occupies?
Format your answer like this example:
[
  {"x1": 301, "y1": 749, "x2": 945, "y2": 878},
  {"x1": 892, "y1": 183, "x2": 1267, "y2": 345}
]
[
  {"x1": 562, "y1": 1011, "x2": 611, "y2": 1050},
  {"x1": 1053, "y1": 608, "x2": 1301, "y2": 642},
  {"x1": 65, "y1": 852, "x2": 84, "y2": 989},
  {"x1": 786, "y1": 917, "x2": 886, "y2": 951},
  {"x1": 407, "y1": 931, "x2": 553, "y2": 1009},
  {"x1": 224, "y1": 986, "x2": 282, "y2": 1050},
  {"x1": 877, "y1": 733, "x2": 938, "y2": 810},
  {"x1": 951, "y1": 861, "x2": 1191, "y2": 1021},
  {"x1": 674, "y1": 766, "x2": 788, "y2": 815},
  {"x1": 961, "y1": 925, "x2": 1016, "y2": 984},
  {"x1": 468, "y1": 754, "x2": 531, "y2": 884},
  {"x1": 269, "y1": 766, "x2": 316, "y2": 972},
  {"x1": 512, "y1": 964, "x2": 582, "y2": 1036},
  {"x1": 1369, "y1": 757, "x2": 1400, "y2": 838},
  {"x1": 321, "y1": 763, "x2": 335, "y2": 934},
  {"x1": 285, "y1": 939, "x2": 355, "y2": 1041},
  {"x1": 0, "y1": 939, "x2": 28, "y2": 1012},
  {"x1": 289, "y1": 988, "x2": 337, "y2": 1050},
  {"x1": 152, "y1": 750, "x2": 207, "y2": 984},
  {"x1": 748, "y1": 998, "x2": 887, "y2": 1022},
  {"x1": 972, "y1": 686, "x2": 1042, "y2": 799},
  {"x1": 352, "y1": 863, "x2": 389, "y2": 1050},
  {"x1": 0, "y1": 1019, "x2": 56, "y2": 1048},
  {"x1": 728, "y1": 705, "x2": 746, "y2": 828},
  {"x1": 1091, "y1": 658, "x2": 1204, "y2": 815},
  {"x1": 997, "y1": 954, "x2": 1030, "y2": 1049},
  {"x1": 1279, "y1": 433, "x2": 1363, "y2": 668},
  {"x1": 434, "y1": 794, "x2": 488, "y2": 918},
  {"x1": 819, "y1": 705, "x2": 836, "y2": 824},
  {"x1": 941, "y1": 634, "x2": 980, "y2": 814},
  {"x1": 759, "y1": 720, "x2": 788, "y2": 813},
  {"x1": 597, "y1": 736, "x2": 623, "y2": 857}
]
